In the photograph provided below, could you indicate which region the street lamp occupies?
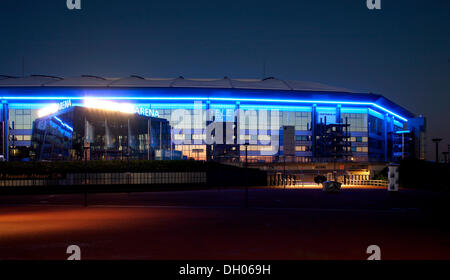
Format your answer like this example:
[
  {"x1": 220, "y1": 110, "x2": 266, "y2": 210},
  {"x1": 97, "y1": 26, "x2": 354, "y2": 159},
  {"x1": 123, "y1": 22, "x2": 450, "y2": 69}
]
[{"x1": 432, "y1": 138, "x2": 443, "y2": 163}]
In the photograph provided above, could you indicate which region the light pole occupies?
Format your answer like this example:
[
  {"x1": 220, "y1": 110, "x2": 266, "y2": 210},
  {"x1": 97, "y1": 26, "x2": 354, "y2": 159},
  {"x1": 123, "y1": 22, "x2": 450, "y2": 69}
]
[
  {"x1": 243, "y1": 143, "x2": 249, "y2": 208},
  {"x1": 83, "y1": 141, "x2": 89, "y2": 207},
  {"x1": 432, "y1": 138, "x2": 442, "y2": 163},
  {"x1": 283, "y1": 155, "x2": 286, "y2": 189}
]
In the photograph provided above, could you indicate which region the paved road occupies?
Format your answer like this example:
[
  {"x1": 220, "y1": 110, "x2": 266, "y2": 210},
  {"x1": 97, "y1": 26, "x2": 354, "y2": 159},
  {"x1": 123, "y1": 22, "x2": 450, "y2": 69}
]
[{"x1": 0, "y1": 188, "x2": 449, "y2": 260}]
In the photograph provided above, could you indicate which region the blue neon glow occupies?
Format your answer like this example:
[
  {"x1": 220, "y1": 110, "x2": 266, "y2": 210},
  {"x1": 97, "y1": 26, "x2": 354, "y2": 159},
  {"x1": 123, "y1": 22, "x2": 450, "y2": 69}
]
[
  {"x1": 368, "y1": 108, "x2": 385, "y2": 119},
  {"x1": 149, "y1": 103, "x2": 206, "y2": 110},
  {"x1": 1, "y1": 96, "x2": 408, "y2": 121},
  {"x1": 395, "y1": 130, "x2": 410, "y2": 134},
  {"x1": 394, "y1": 120, "x2": 404, "y2": 128},
  {"x1": 53, "y1": 116, "x2": 73, "y2": 132},
  {"x1": 315, "y1": 107, "x2": 338, "y2": 111},
  {"x1": 341, "y1": 108, "x2": 368, "y2": 114},
  {"x1": 240, "y1": 105, "x2": 312, "y2": 112}
]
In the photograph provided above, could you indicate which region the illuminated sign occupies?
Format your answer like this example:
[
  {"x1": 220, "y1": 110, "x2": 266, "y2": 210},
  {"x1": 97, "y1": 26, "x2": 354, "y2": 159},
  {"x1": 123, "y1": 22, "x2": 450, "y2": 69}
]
[
  {"x1": 83, "y1": 98, "x2": 160, "y2": 118},
  {"x1": 58, "y1": 99, "x2": 72, "y2": 110},
  {"x1": 83, "y1": 98, "x2": 135, "y2": 114},
  {"x1": 135, "y1": 107, "x2": 160, "y2": 118},
  {"x1": 38, "y1": 99, "x2": 72, "y2": 118}
]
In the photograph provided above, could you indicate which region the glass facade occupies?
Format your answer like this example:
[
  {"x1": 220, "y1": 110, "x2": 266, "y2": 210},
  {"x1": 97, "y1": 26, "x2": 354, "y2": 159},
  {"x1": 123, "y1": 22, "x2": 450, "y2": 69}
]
[
  {"x1": 340, "y1": 112, "x2": 369, "y2": 162},
  {"x1": 0, "y1": 95, "x2": 416, "y2": 163},
  {"x1": 31, "y1": 106, "x2": 172, "y2": 161}
]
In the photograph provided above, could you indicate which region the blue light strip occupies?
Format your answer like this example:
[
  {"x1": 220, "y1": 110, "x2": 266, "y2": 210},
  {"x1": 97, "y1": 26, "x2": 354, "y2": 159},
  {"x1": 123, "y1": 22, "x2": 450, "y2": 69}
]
[
  {"x1": 372, "y1": 104, "x2": 407, "y2": 122},
  {"x1": 394, "y1": 120, "x2": 404, "y2": 128},
  {"x1": 315, "y1": 107, "x2": 338, "y2": 111},
  {"x1": 53, "y1": 116, "x2": 73, "y2": 132},
  {"x1": 341, "y1": 108, "x2": 368, "y2": 114},
  {"x1": 1, "y1": 96, "x2": 408, "y2": 121},
  {"x1": 368, "y1": 108, "x2": 385, "y2": 119},
  {"x1": 240, "y1": 105, "x2": 312, "y2": 112},
  {"x1": 150, "y1": 103, "x2": 206, "y2": 109}
]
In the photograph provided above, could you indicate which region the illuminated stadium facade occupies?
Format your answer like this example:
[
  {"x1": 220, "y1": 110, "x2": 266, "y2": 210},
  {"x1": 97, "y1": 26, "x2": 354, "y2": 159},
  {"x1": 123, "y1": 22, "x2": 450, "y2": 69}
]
[{"x1": 0, "y1": 75, "x2": 426, "y2": 163}]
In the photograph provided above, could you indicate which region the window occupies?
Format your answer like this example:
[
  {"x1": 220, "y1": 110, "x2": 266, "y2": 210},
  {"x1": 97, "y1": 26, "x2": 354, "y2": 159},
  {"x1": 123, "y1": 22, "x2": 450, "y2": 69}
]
[
  {"x1": 295, "y1": 135, "x2": 310, "y2": 141},
  {"x1": 341, "y1": 113, "x2": 368, "y2": 132},
  {"x1": 368, "y1": 115, "x2": 383, "y2": 135},
  {"x1": 295, "y1": 146, "x2": 307, "y2": 151}
]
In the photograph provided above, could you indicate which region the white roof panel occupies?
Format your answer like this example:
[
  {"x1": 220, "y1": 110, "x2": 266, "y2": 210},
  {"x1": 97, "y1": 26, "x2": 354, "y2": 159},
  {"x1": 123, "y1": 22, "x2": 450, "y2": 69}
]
[
  {"x1": 172, "y1": 78, "x2": 233, "y2": 88},
  {"x1": 286, "y1": 80, "x2": 352, "y2": 92},
  {"x1": 0, "y1": 75, "x2": 355, "y2": 93},
  {"x1": 109, "y1": 76, "x2": 175, "y2": 87},
  {"x1": 0, "y1": 75, "x2": 62, "y2": 86},
  {"x1": 44, "y1": 75, "x2": 113, "y2": 87},
  {"x1": 231, "y1": 78, "x2": 291, "y2": 90}
]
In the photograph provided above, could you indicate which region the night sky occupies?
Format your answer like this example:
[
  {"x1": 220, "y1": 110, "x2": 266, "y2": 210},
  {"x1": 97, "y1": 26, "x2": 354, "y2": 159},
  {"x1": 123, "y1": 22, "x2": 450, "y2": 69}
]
[{"x1": 1, "y1": 0, "x2": 449, "y2": 160}]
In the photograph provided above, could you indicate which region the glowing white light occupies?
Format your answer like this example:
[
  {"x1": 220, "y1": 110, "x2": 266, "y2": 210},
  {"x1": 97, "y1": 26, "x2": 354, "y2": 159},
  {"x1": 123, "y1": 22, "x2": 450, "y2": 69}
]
[
  {"x1": 38, "y1": 103, "x2": 59, "y2": 118},
  {"x1": 83, "y1": 98, "x2": 135, "y2": 114}
]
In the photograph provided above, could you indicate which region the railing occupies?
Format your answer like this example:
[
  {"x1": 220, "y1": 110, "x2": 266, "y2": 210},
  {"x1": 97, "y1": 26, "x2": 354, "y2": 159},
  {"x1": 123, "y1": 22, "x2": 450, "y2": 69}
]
[
  {"x1": 267, "y1": 173, "x2": 388, "y2": 188},
  {"x1": 344, "y1": 179, "x2": 388, "y2": 187},
  {"x1": 0, "y1": 172, "x2": 207, "y2": 187}
]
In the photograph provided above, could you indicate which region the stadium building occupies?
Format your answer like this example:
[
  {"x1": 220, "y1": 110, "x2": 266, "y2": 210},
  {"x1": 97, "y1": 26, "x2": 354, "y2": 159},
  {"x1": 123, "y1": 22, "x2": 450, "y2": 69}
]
[{"x1": 0, "y1": 75, "x2": 426, "y2": 164}]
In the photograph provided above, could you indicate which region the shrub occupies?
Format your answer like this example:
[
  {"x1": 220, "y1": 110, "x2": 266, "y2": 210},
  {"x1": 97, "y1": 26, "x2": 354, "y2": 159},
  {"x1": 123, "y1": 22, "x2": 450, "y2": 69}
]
[{"x1": 314, "y1": 175, "x2": 327, "y2": 184}]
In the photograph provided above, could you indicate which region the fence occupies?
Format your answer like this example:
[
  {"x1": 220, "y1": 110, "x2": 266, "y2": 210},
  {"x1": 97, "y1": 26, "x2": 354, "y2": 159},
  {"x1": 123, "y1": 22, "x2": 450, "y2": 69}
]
[
  {"x1": 267, "y1": 173, "x2": 388, "y2": 187},
  {"x1": 344, "y1": 179, "x2": 388, "y2": 187},
  {"x1": 0, "y1": 172, "x2": 207, "y2": 187}
]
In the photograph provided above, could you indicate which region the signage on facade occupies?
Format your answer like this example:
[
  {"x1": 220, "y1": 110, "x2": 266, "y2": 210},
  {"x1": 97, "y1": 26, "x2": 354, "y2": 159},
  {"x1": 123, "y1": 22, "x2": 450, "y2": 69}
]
[
  {"x1": 135, "y1": 106, "x2": 160, "y2": 118},
  {"x1": 38, "y1": 99, "x2": 72, "y2": 118},
  {"x1": 58, "y1": 99, "x2": 72, "y2": 111}
]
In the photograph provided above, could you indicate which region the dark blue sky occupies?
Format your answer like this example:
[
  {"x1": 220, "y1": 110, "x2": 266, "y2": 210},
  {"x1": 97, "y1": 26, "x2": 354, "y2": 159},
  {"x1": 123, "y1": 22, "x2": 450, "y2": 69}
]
[{"x1": 1, "y1": 0, "x2": 449, "y2": 159}]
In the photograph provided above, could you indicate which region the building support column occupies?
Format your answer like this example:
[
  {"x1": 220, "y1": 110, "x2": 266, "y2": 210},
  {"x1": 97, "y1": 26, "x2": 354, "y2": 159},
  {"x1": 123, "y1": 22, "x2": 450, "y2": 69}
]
[
  {"x1": 205, "y1": 101, "x2": 212, "y2": 161},
  {"x1": 336, "y1": 104, "x2": 341, "y2": 124},
  {"x1": 384, "y1": 114, "x2": 389, "y2": 162},
  {"x1": 1, "y1": 101, "x2": 9, "y2": 161},
  {"x1": 311, "y1": 104, "x2": 317, "y2": 161},
  {"x1": 235, "y1": 101, "x2": 241, "y2": 162}
]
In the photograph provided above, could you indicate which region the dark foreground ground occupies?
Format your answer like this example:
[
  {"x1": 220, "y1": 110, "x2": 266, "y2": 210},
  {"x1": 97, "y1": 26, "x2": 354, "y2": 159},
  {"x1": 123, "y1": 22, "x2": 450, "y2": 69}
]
[{"x1": 0, "y1": 188, "x2": 449, "y2": 260}]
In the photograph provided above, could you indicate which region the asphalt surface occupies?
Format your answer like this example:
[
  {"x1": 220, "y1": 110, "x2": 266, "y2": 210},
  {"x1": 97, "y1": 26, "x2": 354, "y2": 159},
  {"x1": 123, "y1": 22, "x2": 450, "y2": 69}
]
[{"x1": 0, "y1": 188, "x2": 449, "y2": 260}]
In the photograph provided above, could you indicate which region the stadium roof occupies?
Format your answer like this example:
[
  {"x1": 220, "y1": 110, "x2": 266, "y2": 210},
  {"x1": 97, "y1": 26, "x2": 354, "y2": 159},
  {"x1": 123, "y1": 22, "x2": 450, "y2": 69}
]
[
  {"x1": 0, "y1": 75, "x2": 353, "y2": 92},
  {"x1": 0, "y1": 75, "x2": 415, "y2": 119}
]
